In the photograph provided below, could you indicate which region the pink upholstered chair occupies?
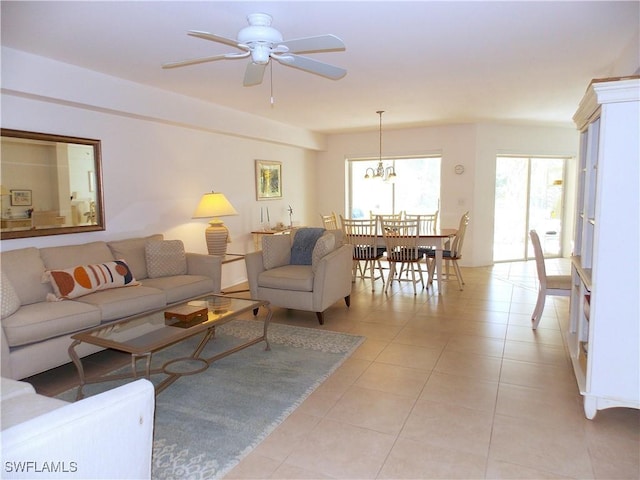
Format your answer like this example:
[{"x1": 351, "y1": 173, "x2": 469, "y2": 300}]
[{"x1": 529, "y1": 229, "x2": 572, "y2": 329}]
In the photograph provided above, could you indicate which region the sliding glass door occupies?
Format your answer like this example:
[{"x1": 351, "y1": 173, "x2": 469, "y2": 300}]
[{"x1": 493, "y1": 156, "x2": 566, "y2": 262}]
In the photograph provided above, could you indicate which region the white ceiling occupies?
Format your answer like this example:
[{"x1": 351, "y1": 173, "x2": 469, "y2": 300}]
[{"x1": 2, "y1": 1, "x2": 638, "y2": 134}]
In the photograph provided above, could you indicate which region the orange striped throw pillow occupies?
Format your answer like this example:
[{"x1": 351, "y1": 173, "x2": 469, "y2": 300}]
[{"x1": 45, "y1": 260, "x2": 138, "y2": 301}]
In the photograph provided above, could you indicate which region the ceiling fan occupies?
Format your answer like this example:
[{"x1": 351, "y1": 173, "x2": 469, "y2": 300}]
[{"x1": 162, "y1": 13, "x2": 347, "y2": 87}]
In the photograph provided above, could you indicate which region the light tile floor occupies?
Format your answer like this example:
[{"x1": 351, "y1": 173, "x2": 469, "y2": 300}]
[{"x1": 26, "y1": 260, "x2": 640, "y2": 479}]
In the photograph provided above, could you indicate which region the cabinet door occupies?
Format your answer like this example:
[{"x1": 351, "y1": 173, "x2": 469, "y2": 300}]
[{"x1": 581, "y1": 117, "x2": 600, "y2": 268}]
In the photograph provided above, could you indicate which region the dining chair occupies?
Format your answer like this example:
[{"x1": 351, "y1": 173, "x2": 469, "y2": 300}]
[
  {"x1": 371, "y1": 212, "x2": 403, "y2": 239},
  {"x1": 529, "y1": 229, "x2": 572, "y2": 329},
  {"x1": 426, "y1": 211, "x2": 469, "y2": 290},
  {"x1": 405, "y1": 211, "x2": 439, "y2": 263},
  {"x1": 381, "y1": 218, "x2": 424, "y2": 295},
  {"x1": 320, "y1": 212, "x2": 339, "y2": 230},
  {"x1": 341, "y1": 216, "x2": 386, "y2": 291},
  {"x1": 405, "y1": 211, "x2": 438, "y2": 234}
]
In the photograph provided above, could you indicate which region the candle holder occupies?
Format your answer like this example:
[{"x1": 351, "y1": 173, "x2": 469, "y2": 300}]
[{"x1": 260, "y1": 207, "x2": 271, "y2": 231}]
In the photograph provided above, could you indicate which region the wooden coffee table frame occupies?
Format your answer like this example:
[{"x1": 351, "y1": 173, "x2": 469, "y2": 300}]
[{"x1": 68, "y1": 294, "x2": 271, "y2": 400}]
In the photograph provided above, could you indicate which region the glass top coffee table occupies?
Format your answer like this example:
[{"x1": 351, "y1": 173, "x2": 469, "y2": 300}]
[{"x1": 68, "y1": 294, "x2": 271, "y2": 399}]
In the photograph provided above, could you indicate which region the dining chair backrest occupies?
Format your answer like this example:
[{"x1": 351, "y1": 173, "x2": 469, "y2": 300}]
[
  {"x1": 381, "y1": 218, "x2": 421, "y2": 262},
  {"x1": 341, "y1": 216, "x2": 381, "y2": 257},
  {"x1": 320, "y1": 212, "x2": 339, "y2": 230},
  {"x1": 371, "y1": 212, "x2": 403, "y2": 235},
  {"x1": 405, "y1": 211, "x2": 438, "y2": 234},
  {"x1": 370, "y1": 212, "x2": 403, "y2": 220},
  {"x1": 529, "y1": 229, "x2": 548, "y2": 287},
  {"x1": 450, "y1": 211, "x2": 470, "y2": 257}
]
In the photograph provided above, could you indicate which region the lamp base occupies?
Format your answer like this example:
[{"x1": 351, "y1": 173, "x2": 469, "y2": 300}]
[{"x1": 204, "y1": 223, "x2": 229, "y2": 256}]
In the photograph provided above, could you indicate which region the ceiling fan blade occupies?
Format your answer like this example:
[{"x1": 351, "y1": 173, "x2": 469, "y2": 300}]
[
  {"x1": 187, "y1": 30, "x2": 247, "y2": 50},
  {"x1": 244, "y1": 62, "x2": 267, "y2": 87},
  {"x1": 162, "y1": 52, "x2": 248, "y2": 69},
  {"x1": 279, "y1": 34, "x2": 345, "y2": 54},
  {"x1": 275, "y1": 54, "x2": 346, "y2": 80}
]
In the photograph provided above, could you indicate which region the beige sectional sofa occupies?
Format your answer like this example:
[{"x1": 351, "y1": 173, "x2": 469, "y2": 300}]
[{"x1": 1, "y1": 234, "x2": 222, "y2": 380}]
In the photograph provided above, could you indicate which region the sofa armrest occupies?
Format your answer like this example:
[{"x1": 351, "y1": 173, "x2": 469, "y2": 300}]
[
  {"x1": 1, "y1": 327, "x2": 12, "y2": 379},
  {"x1": 1, "y1": 379, "x2": 155, "y2": 479},
  {"x1": 244, "y1": 251, "x2": 265, "y2": 299},
  {"x1": 186, "y1": 253, "x2": 222, "y2": 294},
  {"x1": 312, "y1": 244, "x2": 353, "y2": 310}
]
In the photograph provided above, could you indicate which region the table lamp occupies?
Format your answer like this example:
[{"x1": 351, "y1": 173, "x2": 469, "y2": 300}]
[{"x1": 193, "y1": 192, "x2": 239, "y2": 256}]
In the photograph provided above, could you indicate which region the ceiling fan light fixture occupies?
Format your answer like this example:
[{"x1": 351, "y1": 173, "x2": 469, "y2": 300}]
[{"x1": 251, "y1": 44, "x2": 272, "y2": 64}]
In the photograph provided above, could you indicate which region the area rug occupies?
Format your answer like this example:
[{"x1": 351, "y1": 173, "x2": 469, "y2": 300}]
[{"x1": 56, "y1": 320, "x2": 364, "y2": 479}]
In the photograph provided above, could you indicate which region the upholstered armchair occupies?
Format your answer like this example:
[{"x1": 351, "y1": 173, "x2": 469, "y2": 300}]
[{"x1": 245, "y1": 229, "x2": 353, "y2": 325}]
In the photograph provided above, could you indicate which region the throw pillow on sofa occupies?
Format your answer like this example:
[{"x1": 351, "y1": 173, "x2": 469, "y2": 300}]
[
  {"x1": 262, "y1": 235, "x2": 291, "y2": 270},
  {"x1": 44, "y1": 260, "x2": 138, "y2": 301},
  {"x1": 0, "y1": 271, "x2": 21, "y2": 318},
  {"x1": 145, "y1": 240, "x2": 187, "y2": 278},
  {"x1": 312, "y1": 233, "x2": 336, "y2": 273},
  {"x1": 107, "y1": 234, "x2": 164, "y2": 280}
]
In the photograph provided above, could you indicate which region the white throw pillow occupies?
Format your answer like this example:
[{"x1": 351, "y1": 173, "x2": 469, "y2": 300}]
[
  {"x1": 312, "y1": 233, "x2": 336, "y2": 273},
  {"x1": 0, "y1": 272, "x2": 21, "y2": 319},
  {"x1": 145, "y1": 240, "x2": 188, "y2": 278}
]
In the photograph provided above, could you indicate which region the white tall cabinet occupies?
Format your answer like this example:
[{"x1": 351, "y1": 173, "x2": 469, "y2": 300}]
[{"x1": 569, "y1": 77, "x2": 639, "y2": 419}]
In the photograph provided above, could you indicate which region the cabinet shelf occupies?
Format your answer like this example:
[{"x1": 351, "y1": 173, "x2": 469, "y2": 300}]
[{"x1": 571, "y1": 256, "x2": 592, "y2": 290}]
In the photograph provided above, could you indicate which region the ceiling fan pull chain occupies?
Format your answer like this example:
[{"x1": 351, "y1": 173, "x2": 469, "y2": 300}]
[{"x1": 270, "y1": 62, "x2": 275, "y2": 107}]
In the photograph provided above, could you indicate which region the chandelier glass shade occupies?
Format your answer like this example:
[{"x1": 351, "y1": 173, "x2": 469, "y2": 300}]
[{"x1": 364, "y1": 110, "x2": 397, "y2": 182}]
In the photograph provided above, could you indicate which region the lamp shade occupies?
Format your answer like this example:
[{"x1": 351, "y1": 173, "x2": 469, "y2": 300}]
[{"x1": 193, "y1": 192, "x2": 238, "y2": 221}]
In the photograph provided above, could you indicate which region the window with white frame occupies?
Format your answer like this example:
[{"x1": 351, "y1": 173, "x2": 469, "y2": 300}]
[{"x1": 347, "y1": 156, "x2": 441, "y2": 219}]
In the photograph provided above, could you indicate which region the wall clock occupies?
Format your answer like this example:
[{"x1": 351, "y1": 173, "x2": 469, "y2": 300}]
[{"x1": 454, "y1": 164, "x2": 465, "y2": 175}]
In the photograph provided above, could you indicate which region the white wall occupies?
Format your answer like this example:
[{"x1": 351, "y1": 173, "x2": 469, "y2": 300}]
[
  {"x1": 1, "y1": 48, "x2": 322, "y2": 288},
  {"x1": 318, "y1": 123, "x2": 579, "y2": 266}
]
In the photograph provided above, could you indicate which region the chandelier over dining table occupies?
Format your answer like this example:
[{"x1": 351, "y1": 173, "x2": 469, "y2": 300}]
[{"x1": 364, "y1": 110, "x2": 397, "y2": 182}]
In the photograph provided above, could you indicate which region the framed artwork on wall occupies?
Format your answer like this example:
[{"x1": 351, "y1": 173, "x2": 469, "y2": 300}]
[
  {"x1": 10, "y1": 189, "x2": 32, "y2": 206},
  {"x1": 255, "y1": 160, "x2": 282, "y2": 200}
]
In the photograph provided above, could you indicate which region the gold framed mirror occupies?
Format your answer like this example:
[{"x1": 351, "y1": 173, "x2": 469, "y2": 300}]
[{"x1": 0, "y1": 129, "x2": 105, "y2": 240}]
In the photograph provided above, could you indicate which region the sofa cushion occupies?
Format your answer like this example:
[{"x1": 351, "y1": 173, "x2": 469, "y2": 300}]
[
  {"x1": 258, "y1": 265, "x2": 315, "y2": 292},
  {"x1": 311, "y1": 233, "x2": 336, "y2": 273},
  {"x1": 262, "y1": 235, "x2": 291, "y2": 270},
  {"x1": 107, "y1": 234, "x2": 163, "y2": 280},
  {"x1": 1, "y1": 272, "x2": 21, "y2": 319},
  {"x1": 44, "y1": 260, "x2": 138, "y2": 300},
  {"x1": 2, "y1": 301, "x2": 101, "y2": 347},
  {"x1": 145, "y1": 240, "x2": 187, "y2": 278},
  {"x1": 75, "y1": 286, "x2": 166, "y2": 322},
  {"x1": 141, "y1": 275, "x2": 215, "y2": 304},
  {"x1": 40, "y1": 242, "x2": 114, "y2": 270},
  {"x1": 0, "y1": 248, "x2": 52, "y2": 305}
]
